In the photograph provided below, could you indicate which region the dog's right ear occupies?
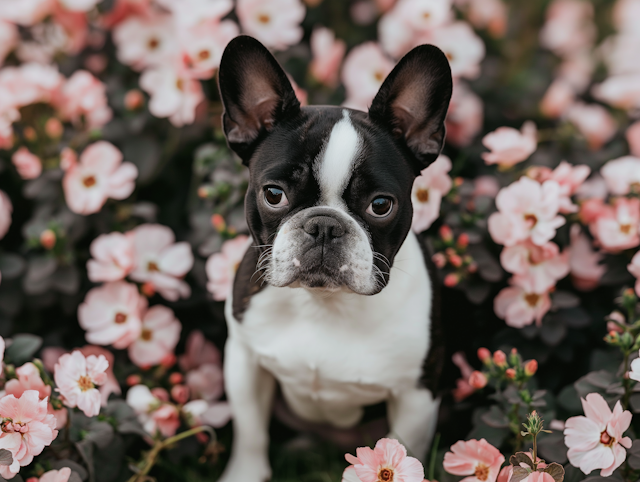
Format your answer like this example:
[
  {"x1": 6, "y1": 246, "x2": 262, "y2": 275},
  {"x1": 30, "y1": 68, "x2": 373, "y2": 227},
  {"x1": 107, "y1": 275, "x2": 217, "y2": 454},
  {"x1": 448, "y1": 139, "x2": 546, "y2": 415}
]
[{"x1": 218, "y1": 36, "x2": 301, "y2": 164}]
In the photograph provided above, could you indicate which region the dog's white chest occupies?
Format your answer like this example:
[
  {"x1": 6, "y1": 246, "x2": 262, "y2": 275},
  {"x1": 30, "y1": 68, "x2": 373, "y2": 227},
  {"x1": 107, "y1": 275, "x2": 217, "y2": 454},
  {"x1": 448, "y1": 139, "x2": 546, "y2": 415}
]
[{"x1": 225, "y1": 232, "x2": 432, "y2": 427}]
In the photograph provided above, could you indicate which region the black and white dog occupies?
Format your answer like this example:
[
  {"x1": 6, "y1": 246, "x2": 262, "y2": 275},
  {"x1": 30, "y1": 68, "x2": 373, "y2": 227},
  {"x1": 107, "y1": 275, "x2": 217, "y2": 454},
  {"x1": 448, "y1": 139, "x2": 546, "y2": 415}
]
[{"x1": 217, "y1": 36, "x2": 452, "y2": 482}]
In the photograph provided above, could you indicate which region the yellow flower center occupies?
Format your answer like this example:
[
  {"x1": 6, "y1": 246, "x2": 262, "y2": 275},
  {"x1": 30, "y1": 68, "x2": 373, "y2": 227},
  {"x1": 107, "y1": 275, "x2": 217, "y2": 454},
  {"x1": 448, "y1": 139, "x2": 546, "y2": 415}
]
[
  {"x1": 83, "y1": 175, "x2": 96, "y2": 188},
  {"x1": 378, "y1": 467, "x2": 394, "y2": 481},
  {"x1": 78, "y1": 375, "x2": 94, "y2": 392},
  {"x1": 475, "y1": 463, "x2": 490, "y2": 481},
  {"x1": 524, "y1": 293, "x2": 540, "y2": 307},
  {"x1": 114, "y1": 312, "x2": 127, "y2": 324},
  {"x1": 416, "y1": 188, "x2": 430, "y2": 203}
]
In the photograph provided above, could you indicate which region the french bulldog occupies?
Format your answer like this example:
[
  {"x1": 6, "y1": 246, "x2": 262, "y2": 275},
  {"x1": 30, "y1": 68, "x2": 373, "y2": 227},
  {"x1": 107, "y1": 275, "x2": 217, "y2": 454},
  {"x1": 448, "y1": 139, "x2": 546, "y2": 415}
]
[{"x1": 217, "y1": 35, "x2": 452, "y2": 482}]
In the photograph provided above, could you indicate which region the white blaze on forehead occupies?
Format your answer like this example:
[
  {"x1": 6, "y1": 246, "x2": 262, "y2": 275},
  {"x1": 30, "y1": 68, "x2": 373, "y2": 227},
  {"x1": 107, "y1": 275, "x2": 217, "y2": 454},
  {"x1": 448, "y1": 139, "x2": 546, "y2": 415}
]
[{"x1": 315, "y1": 110, "x2": 362, "y2": 207}]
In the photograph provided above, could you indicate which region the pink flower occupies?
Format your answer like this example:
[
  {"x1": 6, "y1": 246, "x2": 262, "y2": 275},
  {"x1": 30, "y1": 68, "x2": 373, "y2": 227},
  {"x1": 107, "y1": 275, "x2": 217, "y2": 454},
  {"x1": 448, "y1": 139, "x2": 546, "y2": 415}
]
[
  {"x1": 566, "y1": 102, "x2": 616, "y2": 151},
  {"x1": 57, "y1": 0, "x2": 101, "y2": 11},
  {"x1": 540, "y1": 79, "x2": 575, "y2": 118},
  {"x1": 179, "y1": 20, "x2": 239, "y2": 80},
  {"x1": 139, "y1": 64, "x2": 205, "y2": 127},
  {"x1": 628, "y1": 251, "x2": 640, "y2": 297},
  {"x1": 0, "y1": 0, "x2": 54, "y2": 26},
  {"x1": 62, "y1": 141, "x2": 138, "y2": 215},
  {"x1": 37, "y1": 468, "x2": 72, "y2": 482},
  {"x1": 128, "y1": 224, "x2": 194, "y2": 301},
  {"x1": 564, "y1": 393, "x2": 632, "y2": 476},
  {"x1": 101, "y1": 0, "x2": 153, "y2": 28},
  {"x1": 488, "y1": 177, "x2": 565, "y2": 247},
  {"x1": 590, "y1": 197, "x2": 640, "y2": 252},
  {"x1": 0, "y1": 190, "x2": 12, "y2": 240},
  {"x1": 156, "y1": 0, "x2": 233, "y2": 27},
  {"x1": 11, "y1": 147, "x2": 42, "y2": 180},
  {"x1": 236, "y1": 0, "x2": 305, "y2": 50},
  {"x1": 126, "y1": 385, "x2": 179, "y2": 437},
  {"x1": 627, "y1": 122, "x2": 640, "y2": 157},
  {"x1": 428, "y1": 22, "x2": 485, "y2": 80},
  {"x1": 569, "y1": 225, "x2": 605, "y2": 291},
  {"x1": 546, "y1": 162, "x2": 590, "y2": 214},
  {"x1": 613, "y1": 0, "x2": 640, "y2": 34},
  {"x1": 78, "y1": 346, "x2": 121, "y2": 406},
  {"x1": 500, "y1": 240, "x2": 569, "y2": 292},
  {"x1": 186, "y1": 363, "x2": 224, "y2": 402},
  {"x1": 539, "y1": 0, "x2": 595, "y2": 57},
  {"x1": 0, "y1": 390, "x2": 58, "y2": 480},
  {"x1": 443, "y1": 438, "x2": 504, "y2": 482},
  {"x1": 128, "y1": 305, "x2": 182, "y2": 368},
  {"x1": 5, "y1": 363, "x2": 51, "y2": 400},
  {"x1": 205, "y1": 235, "x2": 250, "y2": 301},
  {"x1": 54, "y1": 351, "x2": 108, "y2": 417},
  {"x1": 630, "y1": 349, "x2": 640, "y2": 382},
  {"x1": 496, "y1": 455, "x2": 548, "y2": 482},
  {"x1": 310, "y1": 27, "x2": 346, "y2": 87},
  {"x1": 0, "y1": 337, "x2": 4, "y2": 375},
  {"x1": 113, "y1": 15, "x2": 177, "y2": 71},
  {"x1": 411, "y1": 155, "x2": 453, "y2": 233},
  {"x1": 464, "y1": 0, "x2": 508, "y2": 38},
  {"x1": 600, "y1": 156, "x2": 640, "y2": 196},
  {"x1": 341, "y1": 42, "x2": 394, "y2": 111},
  {"x1": 343, "y1": 438, "x2": 424, "y2": 482},
  {"x1": 592, "y1": 74, "x2": 640, "y2": 111},
  {"x1": 473, "y1": 176, "x2": 500, "y2": 198},
  {"x1": 87, "y1": 232, "x2": 135, "y2": 282},
  {"x1": 55, "y1": 70, "x2": 112, "y2": 129},
  {"x1": 452, "y1": 352, "x2": 475, "y2": 402},
  {"x1": 494, "y1": 277, "x2": 551, "y2": 328},
  {"x1": 178, "y1": 330, "x2": 221, "y2": 372},
  {"x1": 481, "y1": 121, "x2": 537, "y2": 167},
  {"x1": 0, "y1": 63, "x2": 64, "y2": 107},
  {"x1": 446, "y1": 81, "x2": 483, "y2": 147},
  {"x1": 78, "y1": 281, "x2": 144, "y2": 349},
  {"x1": 181, "y1": 399, "x2": 232, "y2": 429}
]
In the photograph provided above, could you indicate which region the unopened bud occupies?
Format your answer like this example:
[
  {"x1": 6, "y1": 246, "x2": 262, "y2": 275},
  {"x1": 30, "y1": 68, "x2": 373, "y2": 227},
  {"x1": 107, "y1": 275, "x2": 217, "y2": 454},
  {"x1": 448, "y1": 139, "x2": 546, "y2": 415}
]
[
  {"x1": 477, "y1": 347, "x2": 491, "y2": 363},
  {"x1": 151, "y1": 387, "x2": 170, "y2": 402},
  {"x1": 469, "y1": 370, "x2": 488, "y2": 389},
  {"x1": 124, "y1": 89, "x2": 145, "y2": 110},
  {"x1": 141, "y1": 282, "x2": 156, "y2": 297},
  {"x1": 449, "y1": 254, "x2": 463, "y2": 268},
  {"x1": 45, "y1": 118, "x2": 63, "y2": 139},
  {"x1": 211, "y1": 213, "x2": 226, "y2": 231},
  {"x1": 432, "y1": 252, "x2": 446, "y2": 268},
  {"x1": 606, "y1": 321, "x2": 625, "y2": 334},
  {"x1": 171, "y1": 384, "x2": 190, "y2": 404},
  {"x1": 444, "y1": 273, "x2": 459, "y2": 287},
  {"x1": 524, "y1": 359, "x2": 538, "y2": 376},
  {"x1": 169, "y1": 372, "x2": 183, "y2": 385},
  {"x1": 160, "y1": 352, "x2": 177, "y2": 368},
  {"x1": 197, "y1": 186, "x2": 211, "y2": 199},
  {"x1": 493, "y1": 350, "x2": 507, "y2": 367},
  {"x1": 505, "y1": 368, "x2": 516, "y2": 379},
  {"x1": 468, "y1": 262, "x2": 477, "y2": 273},
  {"x1": 40, "y1": 229, "x2": 56, "y2": 250},
  {"x1": 24, "y1": 126, "x2": 37, "y2": 142},
  {"x1": 126, "y1": 374, "x2": 141, "y2": 386},
  {"x1": 439, "y1": 225, "x2": 453, "y2": 243},
  {"x1": 457, "y1": 233, "x2": 469, "y2": 249},
  {"x1": 621, "y1": 331, "x2": 634, "y2": 348}
]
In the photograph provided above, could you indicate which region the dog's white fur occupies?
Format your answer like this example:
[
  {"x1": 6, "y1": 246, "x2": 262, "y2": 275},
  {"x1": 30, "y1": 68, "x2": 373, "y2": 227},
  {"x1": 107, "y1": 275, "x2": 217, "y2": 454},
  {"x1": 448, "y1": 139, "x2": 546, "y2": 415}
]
[{"x1": 220, "y1": 231, "x2": 438, "y2": 482}]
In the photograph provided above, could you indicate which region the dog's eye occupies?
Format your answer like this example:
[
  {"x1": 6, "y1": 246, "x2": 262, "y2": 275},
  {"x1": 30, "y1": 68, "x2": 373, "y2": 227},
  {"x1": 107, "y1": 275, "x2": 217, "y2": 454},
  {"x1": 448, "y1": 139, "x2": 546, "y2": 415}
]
[
  {"x1": 264, "y1": 186, "x2": 289, "y2": 207},
  {"x1": 367, "y1": 197, "x2": 393, "y2": 218}
]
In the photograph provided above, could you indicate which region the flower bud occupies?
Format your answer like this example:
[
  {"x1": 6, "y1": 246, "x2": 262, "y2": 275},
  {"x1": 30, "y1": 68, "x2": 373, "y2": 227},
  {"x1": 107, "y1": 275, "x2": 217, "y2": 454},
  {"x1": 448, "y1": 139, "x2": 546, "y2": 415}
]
[
  {"x1": 124, "y1": 89, "x2": 145, "y2": 110},
  {"x1": 524, "y1": 359, "x2": 538, "y2": 376},
  {"x1": 171, "y1": 384, "x2": 190, "y2": 404},
  {"x1": 432, "y1": 252, "x2": 446, "y2": 269},
  {"x1": 505, "y1": 368, "x2": 516, "y2": 379},
  {"x1": 151, "y1": 387, "x2": 170, "y2": 402},
  {"x1": 168, "y1": 372, "x2": 183, "y2": 385},
  {"x1": 457, "y1": 233, "x2": 469, "y2": 249},
  {"x1": 141, "y1": 282, "x2": 156, "y2": 297},
  {"x1": 493, "y1": 350, "x2": 507, "y2": 367},
  {"x1": 477, "y1": 347, "x2": 491, "y2": 363},
  {"x1": 60, "y1": 148, "x2": 77, "y2": 171},
  {"x1": 606, "y1": 321, "x2": 624, "y2": 334},
  {"x1": 197, "y1": 186, "x2": 212, "y2": 199},
  {"x1": 621, "y1": 331, "x2": 634, "y2": 349},
  {"x1": 211, "y1": 213, "x2": 226, "y2": 231},
  {"x1": 45, "y1": 118, "x2": 63, "y2": 139},
  {"x1": 444, "y1": 273, "x2": 459, "y2": 287},
  {"x1": 439, "y1": 225, "x2": 453, "y2": 243},
  {"x1": 468, "y1": 370, "x2": 488, "y2": 389},
  {"x1": 24, "y1": 126, "x2": 37, "y2": 142},
  {"x1": 468, "y1": 262, "x2": 478, "y2": 273},
  {"x1": 40, "y1": 229, "x2": 56, "y2": 250},
  {"x1": 26, "y1": 478, "x2": 39, "y2": 482},
  {"x1": 449, "y1": 254, "x2": 463, "y2": 268},
  {"x1": 126, "y1": 374, "x2": 141, "y2": 386}
]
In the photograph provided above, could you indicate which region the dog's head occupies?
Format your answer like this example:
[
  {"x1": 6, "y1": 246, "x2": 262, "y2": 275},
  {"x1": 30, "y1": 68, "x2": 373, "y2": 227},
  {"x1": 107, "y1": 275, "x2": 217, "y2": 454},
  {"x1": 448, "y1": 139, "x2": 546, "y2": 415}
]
[{"x1": 218, "y1": 36, "x2": 452, "y2": 295}]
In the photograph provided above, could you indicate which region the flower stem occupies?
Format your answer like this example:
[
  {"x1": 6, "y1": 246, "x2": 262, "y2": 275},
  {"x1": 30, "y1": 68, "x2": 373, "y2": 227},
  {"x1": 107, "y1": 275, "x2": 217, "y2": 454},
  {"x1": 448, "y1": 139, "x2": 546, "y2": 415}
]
[
  {"x1": 126, "y1": 426, "x2": 212, "y2": 482},
  {"x1": 428, "y1": 433, "x2": 440, "y2": 482}
]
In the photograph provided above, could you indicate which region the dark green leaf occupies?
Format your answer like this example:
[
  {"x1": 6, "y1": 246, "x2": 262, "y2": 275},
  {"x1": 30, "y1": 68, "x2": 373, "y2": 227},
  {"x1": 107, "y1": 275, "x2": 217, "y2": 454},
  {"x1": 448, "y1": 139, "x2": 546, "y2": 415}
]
[
  {"x1": 510, "y1": 452, "x2": 534, "y2": 468},
  {"x1": 628, "y1": 439, "x2": 640, "y2": 470},
  {"x1": 480, "y1": 405, "x2": 510, "y2": 429},
  {"x1": 5, "y1": 334, "x2": 43, "y2": 365}
]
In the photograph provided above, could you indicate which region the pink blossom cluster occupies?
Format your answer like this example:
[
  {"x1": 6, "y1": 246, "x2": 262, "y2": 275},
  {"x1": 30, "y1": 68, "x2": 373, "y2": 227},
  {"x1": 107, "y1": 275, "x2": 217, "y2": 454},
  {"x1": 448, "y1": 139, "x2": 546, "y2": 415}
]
[{"x1": 125, "y1": 330, "x2": 231, "y2": 438}]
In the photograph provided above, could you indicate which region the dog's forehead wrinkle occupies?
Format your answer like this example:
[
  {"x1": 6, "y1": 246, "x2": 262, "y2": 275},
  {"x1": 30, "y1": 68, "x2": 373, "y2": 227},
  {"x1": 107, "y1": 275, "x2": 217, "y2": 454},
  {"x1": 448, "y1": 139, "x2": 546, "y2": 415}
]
[{"x1": 314, "y1": 110, "x2": 363, "y2": 206}]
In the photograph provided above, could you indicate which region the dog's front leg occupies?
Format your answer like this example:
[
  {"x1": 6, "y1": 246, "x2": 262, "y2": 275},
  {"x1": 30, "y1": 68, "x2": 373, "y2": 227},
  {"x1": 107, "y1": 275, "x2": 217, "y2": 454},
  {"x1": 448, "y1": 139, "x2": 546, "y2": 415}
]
[
  {"x1": 387, "y1": 387, "x2": 440, "y2": 463},
  {"x1": 219, "y1": 336, "x2": 275, "y2": 482}
]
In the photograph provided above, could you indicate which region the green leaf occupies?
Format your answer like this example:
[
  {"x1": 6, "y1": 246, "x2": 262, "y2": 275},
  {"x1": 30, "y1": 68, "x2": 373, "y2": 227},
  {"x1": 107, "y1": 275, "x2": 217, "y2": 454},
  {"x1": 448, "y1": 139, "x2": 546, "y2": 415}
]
[
  {"x1": 510, "y1": 452, "x2": 535, "y2": 469},
  {"x1": 5, "y1": 334, "x2": 43, "y2": 365},
  {"x1": 543, "y1": 462, "x2": 565, "y2": 482}
]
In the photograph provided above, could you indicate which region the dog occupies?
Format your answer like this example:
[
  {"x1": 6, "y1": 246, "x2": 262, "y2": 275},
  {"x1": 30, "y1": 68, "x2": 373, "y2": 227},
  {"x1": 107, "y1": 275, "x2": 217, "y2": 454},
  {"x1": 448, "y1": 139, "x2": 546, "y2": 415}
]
[{"x1": 217, "y1": 35, "x2": 452, "y2": 482}]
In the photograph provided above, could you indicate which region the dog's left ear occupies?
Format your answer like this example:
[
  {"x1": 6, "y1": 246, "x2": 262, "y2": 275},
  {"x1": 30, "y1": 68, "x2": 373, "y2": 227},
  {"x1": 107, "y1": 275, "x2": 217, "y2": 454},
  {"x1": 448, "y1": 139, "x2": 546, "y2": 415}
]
[{"x1": 369, "y1": 44, "x2": 452, "y2": 169}]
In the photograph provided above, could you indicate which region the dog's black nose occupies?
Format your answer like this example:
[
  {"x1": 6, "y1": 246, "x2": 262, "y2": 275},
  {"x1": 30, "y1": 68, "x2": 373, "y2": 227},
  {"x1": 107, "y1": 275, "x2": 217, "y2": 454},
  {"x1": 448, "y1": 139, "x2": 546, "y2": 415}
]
[{"x1": 303, "y1": 216, "x2": 345, "y2": 241}]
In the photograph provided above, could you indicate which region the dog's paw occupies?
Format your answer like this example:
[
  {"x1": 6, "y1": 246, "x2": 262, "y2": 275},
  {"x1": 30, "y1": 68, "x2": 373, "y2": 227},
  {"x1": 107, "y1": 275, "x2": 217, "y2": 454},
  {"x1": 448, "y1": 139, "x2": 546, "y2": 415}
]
[{"x1": 218, "y1": 458, "x2": 271, "y2": 482}]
